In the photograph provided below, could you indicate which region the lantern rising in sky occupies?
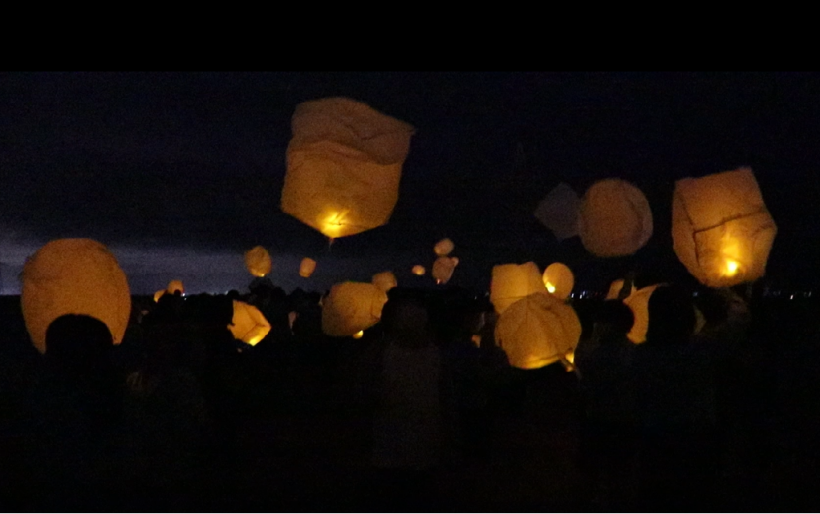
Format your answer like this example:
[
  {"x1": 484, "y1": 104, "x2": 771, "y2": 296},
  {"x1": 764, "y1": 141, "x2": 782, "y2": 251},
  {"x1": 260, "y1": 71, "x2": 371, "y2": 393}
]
[
  {"x1": 432, "y1": 256, "x2": 459, "y2": 285},
  {"x1": 534, "y1": 182, "x2": 581, "y2": 241},
  {"x1": 299, "y1": 257, "x2": 317, "y2": 278},
  {"x1": 21, "y1": 238, "x2": 131, "y2": 354},
  {"x1": 372, "y1": 271, "x2": 398, "y2": 292},
  {"x1": 541, "y1": 262, "x2": 574, "y2": 300},
  {"x1": 412, "y1": 265, "x2": 426, "y2": 276},
  {"x1": 244, "y1": 246, "x2": 272, "y2": 277},
  {"x1": 672, "y1": 167, "x2": 777, "y2": 288},
  {"x1": 280, "y1": 97, "x2": 415, "y2": 240},
  {"x1": 321, "y1": 281, "x2": 388, "y2": 337},
  {"x1": 434, "y1": 238, "x2": 455, "y2": 257},
  {"x1": 578, "y1": 179, "x2": 653, "y2": 257}
]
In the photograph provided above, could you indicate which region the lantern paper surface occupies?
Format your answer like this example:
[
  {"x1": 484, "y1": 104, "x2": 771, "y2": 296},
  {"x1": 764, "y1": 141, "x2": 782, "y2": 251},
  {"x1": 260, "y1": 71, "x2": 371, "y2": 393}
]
[
  {"x1": 321, "y1": 282, "x2": 388, "y2": 337},
  {"x1": 623, "y1": 285, "x2": 661, "y2": 344},
  {"x1": 412, "y1": 265, "x2": 426, "y2": 276},
  {"x1": 300, "y1": 257, "x2": 317, "y2": 278},
  {"x1": 578, "y1": 179, "x2": 653, "y2": 257},
  {"x1": 167, "y1": 280, "x2": 184, "y2": 295},
  {"x1": 490, "y1": 262, "x2": 547, "y2": 315},
  {"x1": 229, "y1": 300, "x2": 271, "y2": 346},
  {"x1": 154, "y1": 289, "x2": 165, "y2": 302},
  {"x1": 542, "y1": 262, "x2": 574, "y2": 300},
  {"x1": 605, "y1": 279, "x2": 637, "y2": 300},
  {"x1": 281, "y1": 97, "x2": 414, "y2": 239},
  {"x1": 245, "y1": 246, "x2": 272, "y2": 277},
  {"x1": 672, "y1": 167, "x2": 777, "y2": 288},
  {"x1": 494, "y1": 293, "x2": 582, "y2": 370},
  {"x1": 372, "y1": 271, "x2": 398, "y2": 292},
  {"x1": 434, "y1": 238, "x2": 455, "y2": 257},
  {"x1": 21, "y1": 239, "x2": 131, "y2": 354},
  {"x1": 432, "y1": 256, "x2": 459, "y2": 285},
  {"x1": 534, "y1": 182, "x2": 581, "y2": 241}
]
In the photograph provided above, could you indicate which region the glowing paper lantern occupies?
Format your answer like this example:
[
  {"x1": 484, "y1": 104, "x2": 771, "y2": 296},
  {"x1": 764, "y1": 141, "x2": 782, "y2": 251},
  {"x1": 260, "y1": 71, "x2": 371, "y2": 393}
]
[
  {"x1": 166, "y1": 280, "x2": 184, "y2": 295},
  {"x1": 605, "y1": 278, "x2": 637, "y2": 300},
  {"x1": 412, "y1": 265, "x2": 426, "y2": 275},
  {"x1": 534, "y1": 182, "x2": 581, "y2": 241},
  {"x1": 281, "y1": 97, "x2": 415, "y2": 239},
  {"x1": 245, "y1": 246, "x2": 272, "y2": 277},
  {"x1": 494, "y1": 293, "x2": 582, "y2": 370},
  {"x1": 434, "y1": 238, "x2": 455, "y2": 257},
  {"x1": 321, "y1": 282, "x2": 388, "y2": 337},
  {"x1": 432, "y1": 256, "x2": 459, "y2": 285},
  {"x1": 623, "y1": 285, "x2": 662, "y2": 344},
  {"x1": 229, "y1": 300, "x2": 271, "y2": 346},
  {"x1": 21, "y1": 239, "x2": 131, "y2": 354},
  {"x1": 578, "y1": 179, "x2": 653, "y2": 257},
  {"x1": 490, "y1": 262, "x2": 546, "y2": 315},
  {"x1": 672, "y1": 167, "x2": 777, "y2": 288},
  {"x1": 541, "y1": 262, "x2": 574, "y2": 300},
  {"x1": 372, "y1": 271, "x2": 398, "y2": 292},
  {"x1": 299, "y1": 257, "x2": 317, "y2": 278},
  {"x1": 153, "y1": 289, "x2": 165, "y2": 303}
]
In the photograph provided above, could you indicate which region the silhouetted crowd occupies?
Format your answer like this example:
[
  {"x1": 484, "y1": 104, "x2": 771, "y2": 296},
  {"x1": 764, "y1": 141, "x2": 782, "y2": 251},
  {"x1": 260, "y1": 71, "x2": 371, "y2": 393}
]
[{"x1": 1, "y1": 279, "x2": 820, "y2": 511}]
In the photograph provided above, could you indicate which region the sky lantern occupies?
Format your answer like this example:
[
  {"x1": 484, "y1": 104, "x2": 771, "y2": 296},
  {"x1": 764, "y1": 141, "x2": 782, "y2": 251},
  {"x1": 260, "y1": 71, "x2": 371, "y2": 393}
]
[
  {"x1": 229, "y1": 300, "x2": 271, "y2": 346},
  {"x1": 299, "y1": 257, "x2": 317, "y2": 278},
  {"x1": 578, "y1": 179, "x2": 653, "y2": 257},
  {"x1": 605, "y1": 278, "x2": 637, "y2": 300},
  {"x1": 244, "y1": 246, "x2": 272, "y2": 277},
  {"x1": 623, "y1": 284, "x2": 662, "y2": 344},
  {"x1": 490, "y1": 262, "x2": 546, "y2": 315},
  {"x1": 372, "y1": 271, "x2": 398, "y2": 292},
  {"x1": 280, "y1": 97, "x2": 415, "y2": 241},
  {"x1": 153, "y1": 289, "x2": 165, "y2": 303},
  {"x1": 21, "y1": 238, "x2": 131, "y2": 354},
  {"x1": 432, "y1": 256, "x2": 459, "y2": 285},
  {"x1": 494, "y1": 292, "x2": 582, "y2": 370},
  {"x1": 412, "y1": 265, "x2": 426, "y2": 275},
  {"x1": 541, "y1": 262, "x2": 574, "y2": 300},
  {"x1": 672, "y1": 167, "x2": 777, "y2": 288},
  {"x1": 434, "y1": 238, "x2": 455, "y2": 256},
  {"x1": 166, "y1": 280, "x2": 184, "y2": 295},
  {"x1": 534, "y1": 182, "x2": 581, "y2": 241},
  {"x1": 321, "y1": 281, "x2": 388, "y2": 337}
]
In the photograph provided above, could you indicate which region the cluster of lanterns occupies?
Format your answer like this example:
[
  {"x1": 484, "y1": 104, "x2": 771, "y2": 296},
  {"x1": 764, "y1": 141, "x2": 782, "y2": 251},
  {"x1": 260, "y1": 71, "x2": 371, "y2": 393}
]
[{"x1": 16, "y1": 94, "x2": 778, "y2": 375}]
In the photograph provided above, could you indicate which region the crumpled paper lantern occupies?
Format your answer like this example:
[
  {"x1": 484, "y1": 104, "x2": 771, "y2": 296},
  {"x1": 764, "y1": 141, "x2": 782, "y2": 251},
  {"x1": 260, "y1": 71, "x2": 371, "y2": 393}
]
[
  {"x1": 494, "y1": 292, "x2": 582, "y2": 370},
  {"x1": 21, "y1": 239, "x2": 131, "y2": 354},
  {"x1": 534, "y1": 182, "x2": 581, "y2": 241},
  {"x1": 299, "y1": 257, "x2": 317, "y2": 278},
  {"x1": 321, "y1": 281, "x2": 388, "y2": 337},
  {"x1": 281, "y1": 97, "x2": 415, "y2": 239},
  {"x1": 623, "y1": 284, "x2": 662, "y2": 344},
  {"x1": 490, "y1": 262, "x2": 546, "y2": 315},
  {"x1": 229, "y1": 300, "x2": 271, "y2": 346},
  {"x1": 245, "y1": 246, "x2": 272, "y2": 277},
  {"x1": 432, "y1": 256, "x2": 459, "y2": 285},
  {"x1": 605, "y1": 278, "x2": 637, "y2": 300},
  {"x1": 372, "y1": 271, "x2": 398, "y2": 292},
  {"x1": 412, "y1": 265, "x2": 426, "y2": 275},
  {"x1": 578, "y1": 179, "x2": 653, "y2": 257},
  {"x1": 672, "y1": 167, "x2": 777, "y2": 288},
  {"x1": 434, "y1": 238, "x2": 455, "y2": 256},
  {"x1": 541, "y1": 262, "x2": 574, "y2": 300}
]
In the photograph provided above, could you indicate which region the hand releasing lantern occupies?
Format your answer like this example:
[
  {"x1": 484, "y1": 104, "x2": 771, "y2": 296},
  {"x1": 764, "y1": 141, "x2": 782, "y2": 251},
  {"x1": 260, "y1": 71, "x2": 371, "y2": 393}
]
[
  {"x1": 578, "y1": 179, "x2": 653, "y2": 257},
  {"x1": 672, "y1": 167, "x2": 777, "y2": 288},
  {"x1": 281, "y1": 97, "x2": 415, "y2": 240},
  {"x1": 21, "y1": 239, "x2": 131, "y2": 354},
  {"x1": 542, "y1": 262, "x2": 574, "y2": 300}
]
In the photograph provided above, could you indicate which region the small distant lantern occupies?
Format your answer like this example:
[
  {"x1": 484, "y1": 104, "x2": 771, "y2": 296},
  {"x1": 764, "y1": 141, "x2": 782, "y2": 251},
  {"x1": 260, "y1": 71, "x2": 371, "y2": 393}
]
[
  {"x1": 541, "y1": 262, "x2": 574, "y2": 300},
  {"x1": 432, "y1": 256, "x2": 459, "y2": 285},
  {"x1": 434, "y1": 238, "x2": 455, "y2": 257},
  {"x1": 412, "y1": 265, "x2": 426, "y2": 275},
  {"x1": 244, "y1": 246, "x2": 272, "y2": 277},
  {"x1": 299, "y1": 257, "x2": 317, "y2": 278}
]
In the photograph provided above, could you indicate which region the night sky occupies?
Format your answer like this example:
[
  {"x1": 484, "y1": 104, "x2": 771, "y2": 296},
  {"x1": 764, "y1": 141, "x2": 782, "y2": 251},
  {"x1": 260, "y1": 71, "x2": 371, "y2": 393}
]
[{"x1": 0, "y1": 72, "x2": 817, "y2": 294}]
